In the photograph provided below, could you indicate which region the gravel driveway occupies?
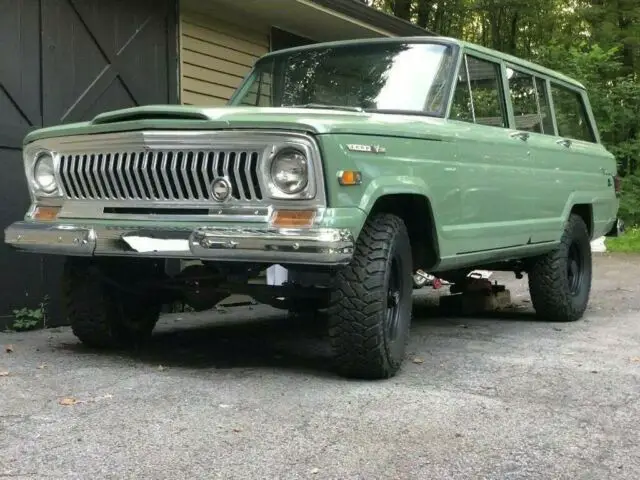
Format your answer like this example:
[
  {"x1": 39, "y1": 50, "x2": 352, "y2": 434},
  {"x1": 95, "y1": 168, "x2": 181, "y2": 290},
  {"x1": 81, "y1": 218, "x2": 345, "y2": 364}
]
[{"x1": 1, "y1": 254, "x2": 639, "y2": 479}]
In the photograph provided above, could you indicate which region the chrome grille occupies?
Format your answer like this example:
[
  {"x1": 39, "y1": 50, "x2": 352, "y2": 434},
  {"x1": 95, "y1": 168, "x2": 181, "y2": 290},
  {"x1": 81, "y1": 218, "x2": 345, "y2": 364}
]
[{"x1": 57, "y1": 150, "x2": 263, "y2": 202}]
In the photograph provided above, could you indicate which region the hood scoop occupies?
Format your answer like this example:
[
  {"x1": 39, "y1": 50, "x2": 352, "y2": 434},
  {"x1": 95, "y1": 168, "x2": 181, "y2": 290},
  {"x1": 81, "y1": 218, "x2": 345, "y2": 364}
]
[{"x1": 91, "y1": 106, "x2": 211, "y2": 125}]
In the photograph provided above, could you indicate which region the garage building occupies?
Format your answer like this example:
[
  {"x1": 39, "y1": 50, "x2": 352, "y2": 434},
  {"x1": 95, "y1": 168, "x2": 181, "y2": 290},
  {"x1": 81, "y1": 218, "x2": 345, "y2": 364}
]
[{"x1": 0, "y1": 0, "x2": 429, "y2": 326}]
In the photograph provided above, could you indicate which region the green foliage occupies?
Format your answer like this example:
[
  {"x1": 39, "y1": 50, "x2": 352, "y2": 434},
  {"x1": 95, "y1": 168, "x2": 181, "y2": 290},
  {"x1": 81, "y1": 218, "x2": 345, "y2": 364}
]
[
  {"x1": 606, "y1": 226, "x2": 640, "y2": 253},
  {"x1": 11, "y1": 295, "x2": 50, "y2": 332},
  {"x1": 618, "y1": 175, "x2": 640, "y2": 227}
]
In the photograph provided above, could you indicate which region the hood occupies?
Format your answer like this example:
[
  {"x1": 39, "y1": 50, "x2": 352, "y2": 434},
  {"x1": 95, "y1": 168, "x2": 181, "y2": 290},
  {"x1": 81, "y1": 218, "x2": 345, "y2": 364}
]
[{"x1": 23, "y1": 105, "x2": 454, "y2": 144}]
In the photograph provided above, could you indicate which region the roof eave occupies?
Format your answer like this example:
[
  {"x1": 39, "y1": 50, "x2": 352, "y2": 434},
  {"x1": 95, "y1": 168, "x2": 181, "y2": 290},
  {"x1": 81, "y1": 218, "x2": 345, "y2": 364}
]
[{"x1": 310, "y1": 0, "x2": 435, "y2": 36}]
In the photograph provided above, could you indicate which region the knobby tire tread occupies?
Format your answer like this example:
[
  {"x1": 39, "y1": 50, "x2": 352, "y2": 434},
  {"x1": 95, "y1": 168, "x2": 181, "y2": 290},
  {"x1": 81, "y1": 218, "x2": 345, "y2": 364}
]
[
  {"x1": 328, "y1": 213, "x2": 412, "y2": 379},
  {"x1": 63, "y1": 260, "x2": 159, "y2": 349},
  {"x1": 528, "y1": 214, "x2": 592, "y2": 322}
]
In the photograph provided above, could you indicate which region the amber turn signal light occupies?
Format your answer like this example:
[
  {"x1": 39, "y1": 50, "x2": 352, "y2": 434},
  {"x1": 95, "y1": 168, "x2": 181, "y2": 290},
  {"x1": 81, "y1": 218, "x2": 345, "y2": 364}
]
[
  {"x1": 32, "y1": 205, "x2": 60, "y2": 221},
  {"x1": 337, "y1": 170, "x2": 362, "y2": 186},
  {"x1": 270, "y1": 209, "x2": 316, "y2": 228}
]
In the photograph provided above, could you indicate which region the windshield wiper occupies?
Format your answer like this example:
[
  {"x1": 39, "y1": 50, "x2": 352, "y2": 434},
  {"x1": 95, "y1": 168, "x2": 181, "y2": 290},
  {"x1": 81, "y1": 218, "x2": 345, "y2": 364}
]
[{"x1": 289, "y1": 103, "x2": 364, "y2": 112}]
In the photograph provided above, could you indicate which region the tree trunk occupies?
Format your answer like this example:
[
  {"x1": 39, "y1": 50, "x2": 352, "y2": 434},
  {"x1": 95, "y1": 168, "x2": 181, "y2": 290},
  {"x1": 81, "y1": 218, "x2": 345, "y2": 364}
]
[{"x1": 394, "y1": 0, "x2": 412, "y2": 20}]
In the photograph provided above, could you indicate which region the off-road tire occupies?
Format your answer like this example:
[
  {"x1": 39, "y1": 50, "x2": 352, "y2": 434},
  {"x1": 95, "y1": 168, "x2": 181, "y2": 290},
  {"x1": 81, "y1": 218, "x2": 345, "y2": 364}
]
[
  {"x1": 327, "y1": 213, "x2": 413, "y2": 379},
  {"x1": 528, "y1": 213, "x2": 592, "y2": 322},
  {"x1": 63, "y1": 259, "x2": 162, "y2": 349}
]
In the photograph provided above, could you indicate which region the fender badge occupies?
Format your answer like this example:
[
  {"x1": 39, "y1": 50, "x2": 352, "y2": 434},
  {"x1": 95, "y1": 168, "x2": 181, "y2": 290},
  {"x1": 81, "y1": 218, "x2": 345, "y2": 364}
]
[{"x1": 346, "y1": 144, "x2": 386, "y2": 154}]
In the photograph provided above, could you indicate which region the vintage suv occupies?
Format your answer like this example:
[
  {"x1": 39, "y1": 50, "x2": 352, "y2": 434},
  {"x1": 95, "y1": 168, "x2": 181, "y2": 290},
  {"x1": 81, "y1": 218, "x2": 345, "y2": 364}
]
[{"x1": 4, "y1": 36, "x2": 621, "y2": 379}]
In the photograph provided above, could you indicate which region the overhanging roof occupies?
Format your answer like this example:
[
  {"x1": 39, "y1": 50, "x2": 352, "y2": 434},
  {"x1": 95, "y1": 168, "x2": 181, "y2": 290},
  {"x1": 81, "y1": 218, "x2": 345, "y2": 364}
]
[
  {"x1": 310, "y1": 0, "x2": 435, "y2": 36},
  {"x1": 183, "y1": 0, "x2": 434, "y2": 41}
]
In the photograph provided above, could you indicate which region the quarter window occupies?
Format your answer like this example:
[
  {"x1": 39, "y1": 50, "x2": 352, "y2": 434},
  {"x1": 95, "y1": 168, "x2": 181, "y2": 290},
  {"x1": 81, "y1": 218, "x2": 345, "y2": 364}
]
[
  {"x1": 550, "y1": 84, "x2": 595, "y2": 142},
  {"x1": 535, "y1": 77, "x2": 556, "y2": 135},
  {"x1": 451, "y1": 54, "x2": 507, "y2": 128}
]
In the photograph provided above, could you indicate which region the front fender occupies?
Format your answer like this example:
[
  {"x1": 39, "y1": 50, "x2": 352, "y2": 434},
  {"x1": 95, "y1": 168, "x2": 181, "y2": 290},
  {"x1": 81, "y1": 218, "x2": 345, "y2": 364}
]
[
  {"x1": 317, "y1": 133, "x2": 460, "y2": 250},
  {"x1": 358, "y1": 176, "x2": 433, "y2": 214}
]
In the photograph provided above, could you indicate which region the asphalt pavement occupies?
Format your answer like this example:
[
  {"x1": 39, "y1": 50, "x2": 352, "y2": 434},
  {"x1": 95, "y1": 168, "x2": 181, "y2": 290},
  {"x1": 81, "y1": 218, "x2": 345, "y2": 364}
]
[{"x1": 1, "y1": 253, "x2": 639, "y2": 479}]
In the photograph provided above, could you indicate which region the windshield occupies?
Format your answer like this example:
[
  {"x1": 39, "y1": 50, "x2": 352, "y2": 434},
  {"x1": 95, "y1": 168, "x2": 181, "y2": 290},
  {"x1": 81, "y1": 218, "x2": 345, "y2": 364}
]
[{"x1": 231, "y1": 41, "x2": 457, "y2": 116}]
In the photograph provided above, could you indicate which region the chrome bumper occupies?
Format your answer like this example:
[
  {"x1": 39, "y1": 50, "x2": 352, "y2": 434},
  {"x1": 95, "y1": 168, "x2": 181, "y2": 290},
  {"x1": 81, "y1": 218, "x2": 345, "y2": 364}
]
[{"x1": 4, "y1": 221, "x2": 355, "y2": 266}]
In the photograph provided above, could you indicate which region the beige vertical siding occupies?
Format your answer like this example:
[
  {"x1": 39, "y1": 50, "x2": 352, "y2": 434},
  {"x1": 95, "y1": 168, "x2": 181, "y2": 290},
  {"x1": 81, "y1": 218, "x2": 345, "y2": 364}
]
[{"x1": 179, "y1": 9, "x2": 270, "y2": 105}]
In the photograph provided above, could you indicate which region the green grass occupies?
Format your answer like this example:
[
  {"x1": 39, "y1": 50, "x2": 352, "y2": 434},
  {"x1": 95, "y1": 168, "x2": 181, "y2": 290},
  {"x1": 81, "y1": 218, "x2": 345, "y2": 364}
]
[{"x1": 605, "y1": 226, "x2": 640, "y2": 253}]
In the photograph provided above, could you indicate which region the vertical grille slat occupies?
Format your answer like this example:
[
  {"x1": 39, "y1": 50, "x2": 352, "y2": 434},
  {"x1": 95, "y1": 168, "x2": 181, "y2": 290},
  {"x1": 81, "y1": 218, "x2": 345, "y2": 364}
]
[
  {"x1": 76, "y1": 155, "x2": 90, "y2": 198},
  {"x1": 84, "y1": 155, "x2": 99, "y2": 199},
  {"x1": 234, "y1": 152, "x2": 247, "y2": 200},
  {"x1": 60, "y1": 156, "x2": 75, "y2": 198},
  {"x1": 174, "y1": 152, "x2": 187, "y2": 200},
  {"x1": 72, "y1": 155, "x2": 83, "y2": 198},
  {"x1": 139, "y1": 152, "x2": 155, "y2": 200},
  {"x1": 244, "y1": 152, "x2": 257, "y2": 200},
  {"x1": 192, "y1": 151, "x2": 205, "y2": 200},
  {"x1": 55, "y1": 147, "x2": 263, "y2": 202},
  {"x1": 92, "y1": 154, "x2": 107, "y2": 199},
  {"x1": 102, "y1": 154, "x2": 116, "y2": 199}
]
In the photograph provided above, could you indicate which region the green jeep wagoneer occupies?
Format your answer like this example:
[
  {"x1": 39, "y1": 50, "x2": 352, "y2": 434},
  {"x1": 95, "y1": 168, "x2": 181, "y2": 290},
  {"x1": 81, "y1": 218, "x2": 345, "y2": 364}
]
[{"x1": 4, "y1": 36, "x2": 621, "y2": 379}]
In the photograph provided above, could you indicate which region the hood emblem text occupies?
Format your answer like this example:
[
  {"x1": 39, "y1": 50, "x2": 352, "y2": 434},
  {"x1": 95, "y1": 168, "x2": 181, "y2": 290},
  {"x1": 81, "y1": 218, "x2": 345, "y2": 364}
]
[{"x1": 346, "y1": 144, "x2": 386, "y2": 154}]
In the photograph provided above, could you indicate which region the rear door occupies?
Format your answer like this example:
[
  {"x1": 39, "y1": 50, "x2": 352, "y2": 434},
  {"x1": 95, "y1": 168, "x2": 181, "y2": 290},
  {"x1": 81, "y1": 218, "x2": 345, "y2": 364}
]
[{"x1": 503, "y1": 65, "x2": 568, "y2": 244}]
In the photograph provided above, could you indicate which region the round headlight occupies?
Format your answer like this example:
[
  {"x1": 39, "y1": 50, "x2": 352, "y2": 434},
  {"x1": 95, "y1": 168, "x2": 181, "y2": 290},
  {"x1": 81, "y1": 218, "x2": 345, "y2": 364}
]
[
  {"x1": 33, "y1": 152, "x2": 57, "y2": 193},
  {"x1": 270, "y1": 148, "x2": 308, "y2": 194}
]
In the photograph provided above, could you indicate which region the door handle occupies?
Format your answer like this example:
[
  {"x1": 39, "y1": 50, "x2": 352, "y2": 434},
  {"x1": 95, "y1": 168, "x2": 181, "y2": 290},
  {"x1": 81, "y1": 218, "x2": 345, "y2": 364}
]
[
  {"x1": 510, "y1": 131, "x2": 530, "y2": 141},
  {"x1": 556, "y1": 138, "x2": 572, "y2": 148}
]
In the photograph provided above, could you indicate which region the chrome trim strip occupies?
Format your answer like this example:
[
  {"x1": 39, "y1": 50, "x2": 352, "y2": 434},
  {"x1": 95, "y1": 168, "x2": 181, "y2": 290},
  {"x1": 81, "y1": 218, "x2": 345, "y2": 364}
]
[
  {"x1": 5, "y1": 220, "x2": 354, "y2": 266},
  {"x1": 50, "y1": 202, "x2": 325, "y2": 224}
]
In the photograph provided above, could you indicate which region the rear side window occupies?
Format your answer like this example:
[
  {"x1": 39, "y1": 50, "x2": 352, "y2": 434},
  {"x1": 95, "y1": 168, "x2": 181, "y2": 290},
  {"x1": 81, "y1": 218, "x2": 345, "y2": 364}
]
[
  {"x1": 450, "y1": 54, "x2": 507, "y2": 128},
  {"x1": 550, "y1": 84, "x2": 595, "y2": 142},
  {"x1": 507, "y1": 68, "x2": 542, "y2": 133},
  {"x1": 507, "y1": 68, "x2": 556, "y2": 135}
]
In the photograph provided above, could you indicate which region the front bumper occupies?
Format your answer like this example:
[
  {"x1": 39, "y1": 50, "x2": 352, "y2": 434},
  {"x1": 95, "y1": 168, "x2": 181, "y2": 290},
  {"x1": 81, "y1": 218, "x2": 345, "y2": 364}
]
[{"x1": 4, "y1": 221, "x2": 355, "y2": 266}]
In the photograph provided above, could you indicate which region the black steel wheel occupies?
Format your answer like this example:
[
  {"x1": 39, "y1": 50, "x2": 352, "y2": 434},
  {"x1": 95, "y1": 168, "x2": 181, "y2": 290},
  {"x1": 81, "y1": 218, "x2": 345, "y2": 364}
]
[
  {"x1": 327, "y1": 213, "x2": 413, "y2": 379},
  {"x1": 528, "y1": 213, "x2": 592, "y2": 322}
]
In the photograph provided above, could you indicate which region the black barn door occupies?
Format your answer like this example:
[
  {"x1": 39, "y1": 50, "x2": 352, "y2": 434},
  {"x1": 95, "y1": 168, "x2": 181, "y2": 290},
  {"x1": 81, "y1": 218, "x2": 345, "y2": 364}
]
[{"x1": 0, "y1": 0, "x2": 178, "y2": 327}]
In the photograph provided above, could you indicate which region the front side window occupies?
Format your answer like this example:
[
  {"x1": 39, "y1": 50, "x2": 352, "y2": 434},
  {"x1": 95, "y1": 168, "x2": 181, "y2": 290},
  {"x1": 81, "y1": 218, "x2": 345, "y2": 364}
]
[
  {"x1": 550, "y1": 83, "x2": 596, "y2": 142},
  {"x1": 238, "y1": 72, "x2": 273, "y2": 107},
  {"x1": 450, "y1": 54, "x2": 507, "y2": 128},
  {"x1": 231, "y1": 41, "x2": 457, "y2": 116}
]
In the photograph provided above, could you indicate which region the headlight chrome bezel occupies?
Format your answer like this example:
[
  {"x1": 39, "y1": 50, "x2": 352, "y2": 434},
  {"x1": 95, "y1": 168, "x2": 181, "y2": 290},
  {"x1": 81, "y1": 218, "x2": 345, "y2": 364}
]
[
  {"x1": 269, "y1": 147, "x2": 309, "y2": 195},
  {"x1": 25, "y1": 149, "x2": 62, "y2": 198},
  {"x1": 264, "y1": 141, "x2": 317, "y2": 200},
  {"x1": 33, "y1": 151, "x2": 57, "y2": 194}
]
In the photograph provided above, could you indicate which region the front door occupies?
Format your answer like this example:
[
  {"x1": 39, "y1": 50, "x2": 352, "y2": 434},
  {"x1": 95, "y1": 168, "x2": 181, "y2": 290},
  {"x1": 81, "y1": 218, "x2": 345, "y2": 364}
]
[{"x1": 449, "y1": 51, "x2": 532, "y2": 254}]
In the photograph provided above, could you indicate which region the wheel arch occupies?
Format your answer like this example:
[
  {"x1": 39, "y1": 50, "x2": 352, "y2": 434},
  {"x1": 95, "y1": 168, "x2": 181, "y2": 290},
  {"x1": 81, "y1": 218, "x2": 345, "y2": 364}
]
[
  {"x1": 569, "y1": 203, "x2": 594, "y2": 239},
  {"x1": 367, "y1": 192, "x2": 441, "y2": 271}
]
